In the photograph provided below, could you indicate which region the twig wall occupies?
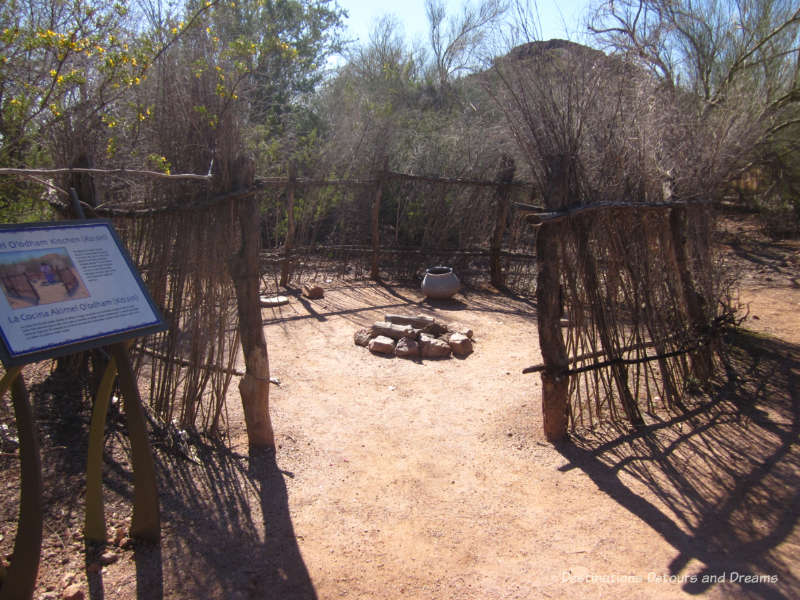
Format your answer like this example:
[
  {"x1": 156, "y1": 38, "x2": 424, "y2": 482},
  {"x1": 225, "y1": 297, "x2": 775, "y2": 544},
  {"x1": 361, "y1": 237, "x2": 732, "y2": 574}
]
[{"x1": 533, "y1": 201, "x2": 727, "y2": 440}]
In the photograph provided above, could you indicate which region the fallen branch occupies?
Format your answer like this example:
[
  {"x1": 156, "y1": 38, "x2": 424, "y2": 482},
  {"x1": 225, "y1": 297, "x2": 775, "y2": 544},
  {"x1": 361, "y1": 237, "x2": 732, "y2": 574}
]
[
  {"x1": 134, "y1": 344, "x2": 280, "y2": 385},
  {"x1": 517, "y1": 197, "x2": 712, "y2": 224}
]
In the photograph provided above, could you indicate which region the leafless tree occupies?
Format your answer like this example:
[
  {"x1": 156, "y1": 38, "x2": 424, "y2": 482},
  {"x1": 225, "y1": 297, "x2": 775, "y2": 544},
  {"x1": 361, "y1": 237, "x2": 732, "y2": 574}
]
[{"x1": 426, "y1": 0, "x2": 510, "y2": 87}]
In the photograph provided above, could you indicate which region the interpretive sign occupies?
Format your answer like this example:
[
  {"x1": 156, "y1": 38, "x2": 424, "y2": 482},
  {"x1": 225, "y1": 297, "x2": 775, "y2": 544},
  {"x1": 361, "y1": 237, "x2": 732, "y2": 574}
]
[{"x1": 0, "y1": 220, "x2": 166, "y2": 365}]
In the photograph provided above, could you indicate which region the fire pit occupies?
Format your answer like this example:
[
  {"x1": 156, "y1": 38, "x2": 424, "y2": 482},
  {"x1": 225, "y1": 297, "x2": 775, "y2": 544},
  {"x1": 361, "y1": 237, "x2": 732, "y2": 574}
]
[{"x1": 354, "y1": 313, "x2": 473, "y2": 359}]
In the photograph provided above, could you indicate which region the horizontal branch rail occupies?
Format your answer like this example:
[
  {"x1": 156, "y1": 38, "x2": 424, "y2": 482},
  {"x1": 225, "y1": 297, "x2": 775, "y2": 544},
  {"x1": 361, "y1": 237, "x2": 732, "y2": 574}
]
[
  {"x1": 135, "y1": 344, "x2": 281, "y2": 384},
  {"x1": 5, "y1": 165, "x2": 538, "y2": 216},
  {"x1": 523, "y1": 338, "x2": 702, "y2": 376},
  {"x1": 386, "y1": 171, "x2": 533, "y2": 188},
  {"x1": 259, "y1": 245, "x2": 538, "y2": 261},
  {"x1": 0, "y1": 167, "x2": 212, "y2": 182},
  {"x1": 516, "y1": 197, "x2": 712, "y2": 224}
]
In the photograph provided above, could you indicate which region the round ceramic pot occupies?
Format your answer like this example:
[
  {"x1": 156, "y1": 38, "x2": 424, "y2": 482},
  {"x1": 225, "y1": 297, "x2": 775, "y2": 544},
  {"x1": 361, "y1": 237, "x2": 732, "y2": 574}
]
[{"x1": 421, "y1": 266, "x2": 461, "y2": 299}]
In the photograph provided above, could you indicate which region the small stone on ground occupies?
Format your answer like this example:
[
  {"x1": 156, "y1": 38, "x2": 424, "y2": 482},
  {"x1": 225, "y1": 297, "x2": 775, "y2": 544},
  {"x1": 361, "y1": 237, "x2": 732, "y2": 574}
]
[
  {"x1": 260, "y1": 295, "x2": 290, "y2": 307},
  {"x1": 368, "y1": 335, "x2": 396, "y2": 355}
]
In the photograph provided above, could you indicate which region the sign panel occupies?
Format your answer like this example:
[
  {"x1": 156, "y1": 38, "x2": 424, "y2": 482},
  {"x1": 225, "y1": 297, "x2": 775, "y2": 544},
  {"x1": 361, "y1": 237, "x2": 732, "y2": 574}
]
[{"x1": 0, "y1": 220, "x2": 166, "y2": 365}]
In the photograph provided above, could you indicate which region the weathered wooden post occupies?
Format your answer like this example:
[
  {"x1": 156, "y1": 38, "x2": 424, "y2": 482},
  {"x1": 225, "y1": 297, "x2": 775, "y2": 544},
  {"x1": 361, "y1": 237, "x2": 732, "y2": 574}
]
[
  {"x1": 370, "y1": 157, "x2": 388, "y2": 280},
  {"x1": 490, "y1": 155, "x2": 515, "y2": 288},
  {"x1": 537, "y1": 155, "x2": 570, "y2": 442},
  {"x1": 227, "y1": 156, "x2": 275, "y2": 448},
  {"x1": 279, "y1": 161, "x2": 297, "y2": 287}
]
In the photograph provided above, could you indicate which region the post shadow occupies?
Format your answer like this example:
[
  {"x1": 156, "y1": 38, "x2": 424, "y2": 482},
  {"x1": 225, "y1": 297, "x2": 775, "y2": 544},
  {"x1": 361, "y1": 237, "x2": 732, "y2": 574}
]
[
  {"x1": 129, "y1": 436, "x2": 317, "y2": 600},
  {"x1": 248, "y1": 447, "x2": 317, "y2": 600},
  {"x1": 554, "y1": 331, "x2": 800, "y2": 599}
]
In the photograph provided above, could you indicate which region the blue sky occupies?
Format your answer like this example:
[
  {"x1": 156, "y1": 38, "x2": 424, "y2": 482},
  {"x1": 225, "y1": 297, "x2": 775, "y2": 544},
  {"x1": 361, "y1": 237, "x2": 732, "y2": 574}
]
[{"x1": 334, "y1": 0, "x2": 594, "y2": 48}]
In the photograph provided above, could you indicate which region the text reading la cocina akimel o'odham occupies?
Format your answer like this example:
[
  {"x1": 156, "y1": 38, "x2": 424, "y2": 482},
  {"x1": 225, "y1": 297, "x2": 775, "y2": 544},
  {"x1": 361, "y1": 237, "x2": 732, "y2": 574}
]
[{"x1": 6, "y1": 295, "x2": 141, "y2": 324}]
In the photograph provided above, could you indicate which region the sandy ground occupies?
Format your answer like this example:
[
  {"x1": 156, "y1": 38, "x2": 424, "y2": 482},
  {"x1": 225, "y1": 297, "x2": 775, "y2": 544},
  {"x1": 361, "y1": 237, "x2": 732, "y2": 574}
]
[{"x1": 1, "y1": 215, "x2": 799, "y2": 600}]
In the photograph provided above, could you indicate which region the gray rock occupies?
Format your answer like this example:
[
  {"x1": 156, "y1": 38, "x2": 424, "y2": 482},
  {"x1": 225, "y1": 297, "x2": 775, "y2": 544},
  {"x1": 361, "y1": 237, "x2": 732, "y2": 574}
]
[
  {"x1": 368, "y1": 335, "x2": 396, "y2": 355},
  {"x1": 62, "y1": 584, "x2": 84, "y2": 600},
  {"x1": 302, "y1": 284, "x2": 324, "y2": 299},
  {"x1": 448, "y1": 333, "x2": 473, "y2": 356},
  {"x1": 421, "y1": 337, "x2": 452, "y2": 359},
  {"x1": 354, "y1": 328, "x2": 372, "y2": 347},
  {"x1": 395, "y1": 337, "x2": 420, "y2": 358}
]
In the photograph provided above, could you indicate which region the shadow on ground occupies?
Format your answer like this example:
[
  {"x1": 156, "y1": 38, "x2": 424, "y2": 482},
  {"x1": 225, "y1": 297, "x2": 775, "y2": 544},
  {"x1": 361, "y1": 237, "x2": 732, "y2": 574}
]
[
  {"x1": 139, "y1": 442, "x2": 317, "y2": 600},
  {"x1": 5, "y1": 363, "x2": 315, "y2": 600},
  {"x1": 558, "y1": 329, "x2": 800, "y2": 599},
  {"x1": 261, "y1": 281, "x2": 537, "y2": 330}
]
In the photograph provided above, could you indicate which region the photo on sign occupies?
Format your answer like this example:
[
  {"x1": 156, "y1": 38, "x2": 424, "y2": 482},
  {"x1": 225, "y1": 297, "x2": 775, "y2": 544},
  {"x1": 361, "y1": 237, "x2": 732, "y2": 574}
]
[{"x1": 0, "y1": 248, "x2": 90, "y2": 309}]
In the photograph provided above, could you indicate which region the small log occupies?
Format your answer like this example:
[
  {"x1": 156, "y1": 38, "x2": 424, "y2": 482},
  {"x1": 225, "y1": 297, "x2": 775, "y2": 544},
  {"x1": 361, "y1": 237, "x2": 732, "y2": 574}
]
[
  {"x1": 370, "y1": 321, "x2": 415, "y2": 340},
  {"x1": 384, "y1": 314, "x2": 436, "y2": 329}
]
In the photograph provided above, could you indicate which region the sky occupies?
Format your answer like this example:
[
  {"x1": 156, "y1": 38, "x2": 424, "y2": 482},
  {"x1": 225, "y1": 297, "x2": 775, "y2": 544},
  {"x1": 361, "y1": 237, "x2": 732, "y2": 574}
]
[{"x1": 334, "y1": 0, "x2": 594, "y2": 49}]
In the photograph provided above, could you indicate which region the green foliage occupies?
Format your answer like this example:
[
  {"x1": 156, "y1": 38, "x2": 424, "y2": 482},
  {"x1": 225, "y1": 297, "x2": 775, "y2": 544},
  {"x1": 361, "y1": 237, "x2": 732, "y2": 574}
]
[{"x1": 0, "y1": 0, "x2": 345, "y2": 213}]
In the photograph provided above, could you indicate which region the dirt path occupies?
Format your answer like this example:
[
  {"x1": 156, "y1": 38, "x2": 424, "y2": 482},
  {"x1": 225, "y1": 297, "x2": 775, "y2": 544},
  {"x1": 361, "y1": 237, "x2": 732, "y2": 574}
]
[
  {"x1": 2, "y1": 217, "x2": 799, "y2": 599},
  {"x1": 216, "y1": 278, "x2": 797, "y2": 600}
]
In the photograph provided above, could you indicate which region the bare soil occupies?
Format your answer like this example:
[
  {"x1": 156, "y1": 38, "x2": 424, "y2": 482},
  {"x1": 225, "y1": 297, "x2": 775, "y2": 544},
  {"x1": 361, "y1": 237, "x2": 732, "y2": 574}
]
[{"x1": 1, "y1": 213, "x2": 799, "y2": 600}]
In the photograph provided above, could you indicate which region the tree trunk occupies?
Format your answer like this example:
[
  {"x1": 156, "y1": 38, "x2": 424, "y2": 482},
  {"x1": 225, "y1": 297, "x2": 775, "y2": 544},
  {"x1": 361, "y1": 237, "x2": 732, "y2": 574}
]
[{"x1": 228, "y1": 158, "x2": 275, "y2": 449}]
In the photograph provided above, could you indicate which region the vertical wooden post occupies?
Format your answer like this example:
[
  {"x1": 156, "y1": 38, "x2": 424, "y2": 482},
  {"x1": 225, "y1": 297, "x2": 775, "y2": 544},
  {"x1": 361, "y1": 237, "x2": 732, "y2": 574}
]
[
  {"x1": 537, "y1": 223, "x2": 570, "y2": 442},
  {"x1": 279, "y1": 162, "x2": 297, "y2": 288},
  {"x1": 537, "y1": 154, "x2": 571, "y2": 442},
  {"x1": 0, "y1": 371, "x2": 43, "y2": 600},
  {"x1": 490, "y1": 155, "x2": 515, "y2": 288},
  {"x1": 228, "y1": 157, "x2": 275, "y2": 449},
  {"x1": 370, "y1": 158, "x2": 388, "y2": 281}
]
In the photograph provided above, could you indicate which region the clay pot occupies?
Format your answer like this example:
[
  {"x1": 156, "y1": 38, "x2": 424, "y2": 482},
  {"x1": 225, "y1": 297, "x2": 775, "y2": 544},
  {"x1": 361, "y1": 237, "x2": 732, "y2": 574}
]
[{"x1": 421, "y1": 266, "x2": 461, "y2": 299}]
